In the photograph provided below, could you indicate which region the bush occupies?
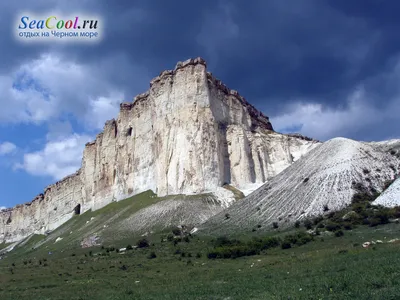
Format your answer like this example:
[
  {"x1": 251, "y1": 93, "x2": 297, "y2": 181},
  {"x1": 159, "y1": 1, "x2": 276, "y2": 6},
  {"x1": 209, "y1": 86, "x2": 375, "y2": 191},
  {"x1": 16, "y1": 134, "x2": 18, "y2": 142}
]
[
  {"x1": 343, "y1": 222, "x2": 354, "y2": 230},
  {"x1": 147, "y1": 252, "x2": 157, "y2": 259},
  {"x1": 335, "y1": 230, "x2": 344, "y2": 237},
  {"x1": 214, "y1": 236, "x2": 242, "y2": 247},
  {"x1": 172, "y1": 228, "x2": 181, "y2": 236},
  {"x1": 304, "y1": 219, "x2": 313, "y2": 230},
  {"x1": 325, "y1": 221, "x2": 341, "y2": 232},
  {"x1": 281, "y1": 242, "x2": 291, "y2": 249},
  {"x1": 208, "y1": 236, "x2": 281, "y2": 260},
  {"x1": 167, "y1": 234, "x2": 174, "y2": 242},
  {"x1": 248, "y1": 237, "x2": 281, "y2": 251},
  {"x1": 207, "y1": 245, "x2": 259, "y2": 259},
  {"x1": 294, "y1": 221, "x2": 300, "y2": 228},
  {"x1": 272, "y1": 222, "x2": 279, "y2": 229},
  {"x1": 313, "y1": 216, "x2": 324, "y2": 225},
  {"x1": 368, "y1": 217, "x2": 383, "y2": 227},
  {"x1": 126, "y1": 245, "x2": 133, "y2": 250},
  {"x1": 136, "y1": 239, "x2": 149, "y2": 248},
  {"x1": 196, "y1": 253, "x2": 202, "y2": 258},
  {"x1": 120, "y1": 265, "x2": 128, "y2": 271},
  {"x1": 225, "y1": 213, "x2": 230, "y2": 220}
]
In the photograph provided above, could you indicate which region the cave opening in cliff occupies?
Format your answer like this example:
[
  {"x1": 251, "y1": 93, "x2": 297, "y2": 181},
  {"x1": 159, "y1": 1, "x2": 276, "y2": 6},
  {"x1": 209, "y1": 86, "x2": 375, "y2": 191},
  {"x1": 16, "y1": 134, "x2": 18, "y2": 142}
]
[
  {"x1": 127, "y1": 127, "x2": 132, "y2": 136},
  {"x1": 74, "y1": 204, "x2": 81, "y2": 215},
  {"x1": 114, "y1": 123, "x2": 118, "y2": 138}
]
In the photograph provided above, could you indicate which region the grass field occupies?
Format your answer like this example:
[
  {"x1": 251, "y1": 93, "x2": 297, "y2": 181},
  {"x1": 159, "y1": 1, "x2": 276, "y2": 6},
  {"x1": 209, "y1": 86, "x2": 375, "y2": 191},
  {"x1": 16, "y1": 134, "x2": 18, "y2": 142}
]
[{"x1": 1, "y1": 221, "x2": 400, "y2": 300}]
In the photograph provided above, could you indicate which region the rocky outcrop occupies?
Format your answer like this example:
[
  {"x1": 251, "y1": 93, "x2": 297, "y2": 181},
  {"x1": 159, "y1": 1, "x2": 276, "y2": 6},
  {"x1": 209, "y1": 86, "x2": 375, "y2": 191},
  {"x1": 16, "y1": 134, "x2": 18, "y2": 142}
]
[{"x1": 0, "y1": 58, "x2": 319, "y2": 243}]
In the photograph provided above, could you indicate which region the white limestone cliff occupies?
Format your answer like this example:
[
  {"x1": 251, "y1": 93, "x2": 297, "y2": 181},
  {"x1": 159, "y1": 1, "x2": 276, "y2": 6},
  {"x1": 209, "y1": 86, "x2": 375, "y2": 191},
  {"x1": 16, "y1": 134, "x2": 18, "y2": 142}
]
[{"x1": 0, "y1": 58, "x2": 319, "y2": 243}]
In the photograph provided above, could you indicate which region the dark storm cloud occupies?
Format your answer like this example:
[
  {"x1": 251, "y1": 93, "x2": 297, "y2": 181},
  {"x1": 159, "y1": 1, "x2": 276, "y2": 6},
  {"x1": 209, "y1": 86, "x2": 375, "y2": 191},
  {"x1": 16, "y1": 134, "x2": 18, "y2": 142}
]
[{"x1": 0, "y1": 0, "x2": 399, "y2": 140}]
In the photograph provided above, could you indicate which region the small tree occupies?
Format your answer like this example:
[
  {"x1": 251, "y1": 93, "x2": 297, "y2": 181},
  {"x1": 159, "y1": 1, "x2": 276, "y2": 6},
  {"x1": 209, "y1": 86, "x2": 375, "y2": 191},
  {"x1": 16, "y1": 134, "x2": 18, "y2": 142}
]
[{"x1": 136, "y1": 239, "x2": 150, "y2": 248}]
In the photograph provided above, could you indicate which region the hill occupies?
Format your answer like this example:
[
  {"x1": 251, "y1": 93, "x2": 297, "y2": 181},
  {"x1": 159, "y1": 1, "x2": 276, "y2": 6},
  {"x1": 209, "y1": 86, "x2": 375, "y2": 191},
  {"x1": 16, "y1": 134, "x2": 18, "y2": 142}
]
[{"x1": 200, "y1": 137, "x2": 400, "y2": 234}]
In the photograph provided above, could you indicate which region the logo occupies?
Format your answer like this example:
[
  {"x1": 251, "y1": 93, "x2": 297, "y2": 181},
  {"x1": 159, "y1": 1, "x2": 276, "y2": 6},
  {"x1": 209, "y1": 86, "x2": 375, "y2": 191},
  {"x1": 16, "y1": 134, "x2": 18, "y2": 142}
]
[{"x1": 15, "y1": 13, "x2": 103, "y2": 43}]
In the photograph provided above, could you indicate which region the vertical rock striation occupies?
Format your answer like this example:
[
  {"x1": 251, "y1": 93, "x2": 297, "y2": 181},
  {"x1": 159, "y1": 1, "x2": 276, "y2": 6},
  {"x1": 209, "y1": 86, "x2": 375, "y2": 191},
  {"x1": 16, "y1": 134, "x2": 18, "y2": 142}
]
[{"x1": 0, "y1": 58, "x2": 319, "y2": 243}]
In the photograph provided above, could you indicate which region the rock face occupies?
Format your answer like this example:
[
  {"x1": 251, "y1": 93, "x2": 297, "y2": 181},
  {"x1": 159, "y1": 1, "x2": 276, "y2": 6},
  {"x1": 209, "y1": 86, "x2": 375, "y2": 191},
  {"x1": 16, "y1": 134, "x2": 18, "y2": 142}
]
[
  {"x1": 200, "y1": 137, "x2": 400, "y2": 235},
  {"x1": 0, "y1": 58, "x2": 319, "y2": 243}
]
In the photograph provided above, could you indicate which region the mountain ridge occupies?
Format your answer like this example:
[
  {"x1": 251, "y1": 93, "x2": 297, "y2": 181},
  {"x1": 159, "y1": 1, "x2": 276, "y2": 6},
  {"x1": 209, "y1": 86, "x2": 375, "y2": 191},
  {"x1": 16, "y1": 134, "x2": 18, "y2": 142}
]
[{"x1": 0, "y1": 58, "x2": 319, "y2": 243}]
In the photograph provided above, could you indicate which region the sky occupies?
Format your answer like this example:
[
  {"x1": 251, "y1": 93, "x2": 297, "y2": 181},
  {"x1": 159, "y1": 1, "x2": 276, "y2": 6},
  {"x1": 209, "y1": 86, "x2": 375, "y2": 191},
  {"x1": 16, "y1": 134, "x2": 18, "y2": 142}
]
[{"x1": 0, "y1": 0, "x2": 399, "y2": 208}]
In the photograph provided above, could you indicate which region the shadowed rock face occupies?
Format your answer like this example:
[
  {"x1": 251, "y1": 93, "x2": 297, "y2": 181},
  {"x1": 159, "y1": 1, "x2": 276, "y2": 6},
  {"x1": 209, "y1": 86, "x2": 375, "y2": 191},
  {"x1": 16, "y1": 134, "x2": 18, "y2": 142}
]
[{"x1": 0, "y1": 58, "x2": 319, "y2": 243}]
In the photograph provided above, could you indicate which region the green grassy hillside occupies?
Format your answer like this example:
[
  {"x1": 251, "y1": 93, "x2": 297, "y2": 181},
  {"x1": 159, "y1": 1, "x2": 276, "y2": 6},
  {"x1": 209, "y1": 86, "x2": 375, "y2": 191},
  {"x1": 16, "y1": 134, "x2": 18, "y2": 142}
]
[{"x1": 1, "y1": 221, "x2": 400, "y2": 299}]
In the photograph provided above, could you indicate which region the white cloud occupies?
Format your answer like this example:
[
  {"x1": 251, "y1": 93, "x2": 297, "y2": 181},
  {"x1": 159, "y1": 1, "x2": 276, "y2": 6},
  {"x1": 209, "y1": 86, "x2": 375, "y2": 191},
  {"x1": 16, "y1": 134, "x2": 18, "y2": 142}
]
[
  {"x1": 271, "y1": 84, "x2": 400, "y2": 141},
  {"x1": 16, "y1": 133, "x2": 93, "y2": 180},
  {"x1": 0, "y1": 53, "x2": 125, "y2": 130},
  {"x1": 0, "y1": 142, "x2": 17, "y2": 155},
  {"x1": 0, "y1": 206, "x2": 6, "y2": 210}
]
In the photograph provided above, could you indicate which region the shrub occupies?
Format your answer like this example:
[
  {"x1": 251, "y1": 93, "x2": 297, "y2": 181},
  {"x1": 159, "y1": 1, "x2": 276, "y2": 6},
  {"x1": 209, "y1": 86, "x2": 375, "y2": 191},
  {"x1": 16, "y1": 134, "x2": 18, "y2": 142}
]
[
  {"x1": 294, "y1": 221, "x2": 300, "y2": 228},
  {"x1": 120, "y1": 265, "x2": 128, "y2": 271},
  {"x1": 196, "y1": 253, "x2": 202, "y2": 258},
  {"x1": 323, "y1": 204, "x2": 329, "y2": 212},
  {"x1": 335, "y1": 230, "x2": 344, "y2": 237},
  {"x1": 281, "y1": 242, "x2": 291, "y2": 249},
  {"x1": 303, "y1": 178, "x2": 309, "y2": 183},
  {"x1": 126, "y1": 245, "x2": 133, "y2": 250},
  {"x1": 225, "y1": 213, "x2": 230, "y2": 220},
  {"x1": 304, "y1": 219, "x2": 313, "y2": 230},
  {"x1": 172, "y1": 228, "x2": 181, "y2": 236},
  {"x1": 368, "y1": 217, "x2": 383, "y2": 227},
  {"x1": 136, "y1": 239, "x2": 149, "y2": 248},
  {"x1": 272, "y1": 222, "x2": 279, "y2": 229},
  {"x1": 325, "y1": 221, "x2": 341, "y2": 232},
  {"x1": 207, "y1": 245, "x2": 259, "y2": 259},
  {"x1": 214, "y1": 236, "x2": 242, "y2": 247},
  {"x1": 167, "y1": 234, "x2": 174, "y2": 242},
  {"x1": 343, "y1": 222, "x2": 353, "y2": 230},
  {"x1": 147, "y1": 252, "x2": 157, "y2": 259},
  {"x1": 248, "y1": 237, "x2": 281, "y2": 251},
  {"x1": 313, "y1": 216, "x2": 324, "y2": 225}
]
